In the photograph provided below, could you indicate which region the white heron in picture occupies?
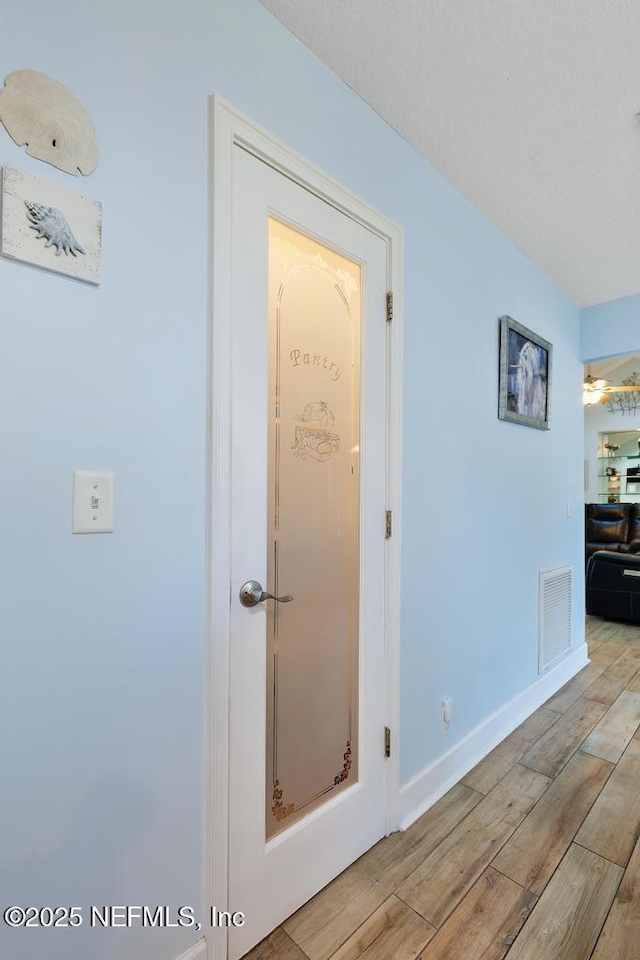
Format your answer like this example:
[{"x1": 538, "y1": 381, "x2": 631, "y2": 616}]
[{"x1": 513, "y1": 340, "x2": 547, "y2": 419}]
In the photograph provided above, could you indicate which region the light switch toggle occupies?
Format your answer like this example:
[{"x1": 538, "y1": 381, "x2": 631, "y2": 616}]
[
  {"x1": 442, "y1": 697, "x2": 453, "y2": 724},
  {"x1": 73, "y1": 471, "x2": 114, "y2": 534}
]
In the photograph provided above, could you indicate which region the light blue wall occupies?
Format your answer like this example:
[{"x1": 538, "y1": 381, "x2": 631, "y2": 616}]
[
  {"x1": 581, "y1": 292, "x2": 640, "y2": 361},
  {"x1": 0, "y1": 2, "x2": 584, "y2": 959}
]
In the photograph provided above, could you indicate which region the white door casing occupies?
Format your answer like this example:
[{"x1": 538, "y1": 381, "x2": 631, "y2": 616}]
[{"x1": 207, "y1": 98, "x2": 403, "y2": 960}]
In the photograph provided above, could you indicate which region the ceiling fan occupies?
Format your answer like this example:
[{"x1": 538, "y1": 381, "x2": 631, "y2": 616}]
[{"x1": 583, "y1": 368, "x2": 640, "y2": 405}]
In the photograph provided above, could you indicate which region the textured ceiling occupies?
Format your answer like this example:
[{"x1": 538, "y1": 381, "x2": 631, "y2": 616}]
[{"x1": 262, "y1": 0, "x2": 640, "y2": 308}]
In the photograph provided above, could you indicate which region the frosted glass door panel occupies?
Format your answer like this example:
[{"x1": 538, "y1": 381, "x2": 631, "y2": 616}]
[{"x1": 267, "y1": 218, "x2": 361, "y2": 839}]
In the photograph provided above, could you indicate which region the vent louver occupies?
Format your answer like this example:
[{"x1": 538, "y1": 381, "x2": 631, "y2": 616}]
[{"x1": 539, "y1": 565, "x2": 572, "y2": 673}]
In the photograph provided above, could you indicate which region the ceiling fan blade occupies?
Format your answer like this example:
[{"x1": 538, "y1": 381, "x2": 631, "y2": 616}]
[
  {"x1": 584, "y1": 375, "x2": 610, "y2": 389},
  {"x1": 603, "y1": 384, "x2": 640, "y2": 393}
]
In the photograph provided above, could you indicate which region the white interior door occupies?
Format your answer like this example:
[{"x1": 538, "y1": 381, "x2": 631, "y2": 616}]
[{"x1": 228, "y1": 144, "x2": 389, "y2": 959}]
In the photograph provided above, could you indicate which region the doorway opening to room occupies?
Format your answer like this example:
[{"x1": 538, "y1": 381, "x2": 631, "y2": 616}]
[{"x1": 207, "y1": 98, "x2": 403, "y2": 959}]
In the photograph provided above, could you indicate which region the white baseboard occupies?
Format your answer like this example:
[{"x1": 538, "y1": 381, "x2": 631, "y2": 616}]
[
  {"x1": 397, "y1": 643, "x2": 589, "y2": 830},
  {"x1": 174, "y1": 938, "x2": 207, "y2": 960}
]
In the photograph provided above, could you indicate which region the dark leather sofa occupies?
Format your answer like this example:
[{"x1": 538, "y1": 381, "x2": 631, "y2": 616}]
[
  {"x1": 586, "y1": 549, "x2": 640, "y2": 622},
  {"x1": 585, "y1": 502, "x2": 640, "y2": 562}
]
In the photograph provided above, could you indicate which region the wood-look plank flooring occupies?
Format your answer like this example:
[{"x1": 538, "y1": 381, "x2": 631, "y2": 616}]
[{"x1": 244, "y1": 617, "x2": 640, "y2": 960}]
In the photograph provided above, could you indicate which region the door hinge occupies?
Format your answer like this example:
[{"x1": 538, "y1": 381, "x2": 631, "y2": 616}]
[
  {"x1": 386, "y1": 291, "x2": 393, "y2": 323},
  {"x1": 385, "y1": 510, "x2": 392, "y2": 539},
  {"x1": 384, "y1": 726, "x2": 391, "y2": 758}
]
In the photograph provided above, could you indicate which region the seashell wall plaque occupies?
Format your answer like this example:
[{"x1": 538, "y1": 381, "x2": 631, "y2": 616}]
[
  {"x1": 1, "y1": 165, "x2": 101, "y2": 284},
  {"x1": 0, "y1": 70, "x2": 98, "y2": 176}
]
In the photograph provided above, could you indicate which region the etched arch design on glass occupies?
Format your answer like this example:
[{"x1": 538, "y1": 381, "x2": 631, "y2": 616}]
[{"x1": 266, "y1": 217, "x2": 361, "y2": 839}]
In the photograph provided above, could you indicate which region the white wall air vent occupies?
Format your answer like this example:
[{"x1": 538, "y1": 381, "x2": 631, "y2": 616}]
[{"x1": 539, "y1": 565, "x2": 572, "y2": 673}]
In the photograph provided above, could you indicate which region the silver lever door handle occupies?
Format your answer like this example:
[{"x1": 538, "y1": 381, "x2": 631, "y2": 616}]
[{"x1": 239, "y1": 580, "x2": 294, "y2": 608}]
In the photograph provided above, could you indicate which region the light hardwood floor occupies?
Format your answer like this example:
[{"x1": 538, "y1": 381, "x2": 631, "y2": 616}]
[{"x1": 245, "y1": 616, "x2": 640, "y2": 960}]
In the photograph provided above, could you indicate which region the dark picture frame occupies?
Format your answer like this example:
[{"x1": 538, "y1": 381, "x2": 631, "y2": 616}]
[{"x1": 498, "y1": 315, "x2": 552, "y2": 430}]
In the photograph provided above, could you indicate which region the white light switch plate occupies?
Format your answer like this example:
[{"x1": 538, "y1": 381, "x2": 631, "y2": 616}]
[{"x1": 73, "y1": 471, "x2": 114, "y2": 534}]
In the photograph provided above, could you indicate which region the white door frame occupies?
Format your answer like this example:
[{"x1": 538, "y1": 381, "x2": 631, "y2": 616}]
[{"x1": 205, "y1": 96, "x2": 403, "y2": 960}]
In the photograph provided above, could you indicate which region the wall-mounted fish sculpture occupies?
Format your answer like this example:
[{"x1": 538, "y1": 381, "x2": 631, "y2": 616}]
[{"x1": 24, "y1": 200, "x2": 85, "y2": 257}]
